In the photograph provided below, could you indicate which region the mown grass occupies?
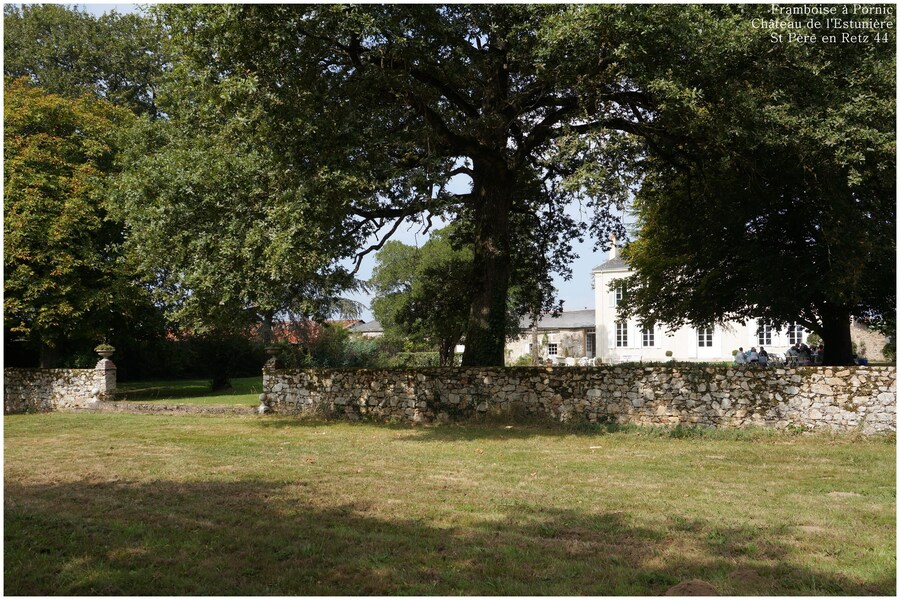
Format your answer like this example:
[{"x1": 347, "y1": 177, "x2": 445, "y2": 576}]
[
  {"x1": 4, "y1": 411, "x2": 895, "y2": 595},
  {"x1": 115, "y1": 376, "x2": 262, "y2": 406}
]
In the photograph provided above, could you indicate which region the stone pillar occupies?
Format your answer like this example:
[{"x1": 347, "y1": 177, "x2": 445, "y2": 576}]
[
  {"x1": 259, "y1": 346, "x2": 282, "y2": 414},
  {"x1": 94, "y1": 358, "x2": 117, "y2": 402}
]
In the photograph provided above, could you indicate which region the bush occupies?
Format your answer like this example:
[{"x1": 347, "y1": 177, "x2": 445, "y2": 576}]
[
  {"x1": 883, "y1": 339, "x2": 896, "y2": 362},
  {"x1": 386, "y1": 352, "x2": 441, "y2": 367},
  {"x1": 511, "y1": 354, "x2": 533, "y2": 366}
]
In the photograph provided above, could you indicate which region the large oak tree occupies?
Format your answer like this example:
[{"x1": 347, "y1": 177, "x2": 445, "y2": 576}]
[
  {"x1": 614, "y1": 5, "x2": 895, "y2": 366},
  {"x1": 157, "y1": 4, "x2": 646, "y2": 366}
]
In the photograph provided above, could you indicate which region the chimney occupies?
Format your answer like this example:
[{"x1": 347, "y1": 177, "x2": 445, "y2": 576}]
[{"x1": 609, "y1": 233, "x2": 618, "y2": 259}]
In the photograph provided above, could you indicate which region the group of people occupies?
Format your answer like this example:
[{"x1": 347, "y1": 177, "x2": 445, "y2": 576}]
[
  {"x1": 733, "y1": 346, "x2": 770, "y2": 365},
  {"x1": 733, "y1": 342, "x2": 826, "y2": 366},
  {"x1": 786, "y1": 342, "x2": 825, "y2": 365}
]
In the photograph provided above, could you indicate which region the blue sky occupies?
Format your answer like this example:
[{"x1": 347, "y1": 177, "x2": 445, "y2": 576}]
[
  {"x1": 68, "y1": 2, "x2": 611, "y2": 321},
  {"x1": 78, "y1": 3, "x2": 134, "y2": 16}
]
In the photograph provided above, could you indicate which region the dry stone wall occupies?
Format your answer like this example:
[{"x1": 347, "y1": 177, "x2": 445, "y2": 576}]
[
  {"x1": 262, "y1": 365, "x2": 896, "y2": 434},
  {"x1": 4, "y1": 360, "x2": 116, "y2": 414}
]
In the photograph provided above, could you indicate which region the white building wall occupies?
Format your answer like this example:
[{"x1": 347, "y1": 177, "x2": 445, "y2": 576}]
[{"x1": 593, "y1": 265, "x2": 807, "y2": 364}]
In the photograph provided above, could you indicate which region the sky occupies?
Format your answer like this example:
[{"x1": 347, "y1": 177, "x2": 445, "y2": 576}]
[{"x1": 71, "y1": 2, "x2": 614, "y2": 322}]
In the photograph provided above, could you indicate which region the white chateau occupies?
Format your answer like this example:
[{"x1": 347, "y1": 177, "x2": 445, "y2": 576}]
[
  {"x1": 592, "y1": 244, "x2": 807, "y2": 363},
  {"x1": 506, "y1": 243, "x2": 885, "y2": 365}
]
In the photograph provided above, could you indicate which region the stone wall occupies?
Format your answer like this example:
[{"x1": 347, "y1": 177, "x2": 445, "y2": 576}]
[
  {"x1": 261, "y1": 365, "x2": 896, "y2": 434},
  {"x1": 850, "y1": 321, "x2": 890, "y2": 361},
  {"x1": 4, "y1": 359, "x2": 116, "y2": 414}
]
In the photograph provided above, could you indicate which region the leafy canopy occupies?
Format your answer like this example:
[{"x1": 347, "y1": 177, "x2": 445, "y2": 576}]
[
  {"x1": 109, "y1": 116, "x2": 362, "y2": 337},
  {"x1": 4, "y1": 4, "x2": 163, "y2": 116},
  {"x1": 614, "y1": 5, "x2": 895, "y2": 365},
  {"x1": 4, "y1": 77, "x2": 143, "y2": 356},
  {"x1": 151, "y1": 4, "x2": 648, "y2": 365},
  {"x1": 371, "y1": 226, "x2": 474, "y2": 365}
]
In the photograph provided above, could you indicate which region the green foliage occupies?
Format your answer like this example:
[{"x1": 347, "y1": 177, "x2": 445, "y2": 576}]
[
  {"x1": 109, "y1": 112, "x2": 361, "y2": 339},
  {"x1": 616, "y1": 5, "x2": 895, "y2": 366},
  {"x1": 3, "y1": 78, "x2": 156, "y2": 364},
  {"x1": 371, "y1": 226, "x2": 474, "y2": 366},
  {"x1": 3, "y1": 4, "x2": 163, "y2": 116},
  {"x1": 384, "y1": 352, "x2": 440, "y2": 368},
  {"x1": 512, "y1": 355, "x2": 533, "y2": 367},
  {"x1": 275, "y1": 325, "x2": 382, "y2": 369},
  {"x1": 151, "y1": 4, "x2": 647, "y2": 366},
  {"x1": 882, "y1": 339, "x2": 896, "y2": 363}
]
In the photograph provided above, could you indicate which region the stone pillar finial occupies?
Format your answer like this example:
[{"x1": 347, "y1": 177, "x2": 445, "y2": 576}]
[{"x1": 264, "y1": 345, "x2": 283, "y2": 370}]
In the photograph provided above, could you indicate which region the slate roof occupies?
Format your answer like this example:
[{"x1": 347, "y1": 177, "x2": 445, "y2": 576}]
[
  {"x1": 591, "y1": 255, "x2": 629, "y2": 272},
  {"x1": 349, "y1": 320, "x2": 384, "y2": 333},
  {"x1": 518, "y1": 309, "x2": 596, "y2": 330}
]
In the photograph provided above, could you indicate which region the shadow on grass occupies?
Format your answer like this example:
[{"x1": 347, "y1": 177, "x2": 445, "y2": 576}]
[
  {"x1": 254, "y1": 415, "x2": 790, "y2": 443},
  {"x1": 5, "y1": 479, "x2": 892, "y2": 595},
  {"x1": 114, "y1": 377, "x2": 262, "y2": 404}
]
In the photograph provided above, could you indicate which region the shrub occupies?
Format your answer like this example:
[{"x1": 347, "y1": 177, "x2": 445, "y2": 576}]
[
  {"x1": 386, "y1": 352, "x2": 441, "y2": 367},
  {"x1": 511, "y1": 354, "x2": 533, "y2": 366}
]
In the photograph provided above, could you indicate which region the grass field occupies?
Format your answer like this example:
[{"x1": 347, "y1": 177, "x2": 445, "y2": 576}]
[
  {"x1": 115, "y1": 376, "x2": 262, "y2": 406},
  {"x1": 4, "y1": 409, "x2": 895, "y2": 595}
]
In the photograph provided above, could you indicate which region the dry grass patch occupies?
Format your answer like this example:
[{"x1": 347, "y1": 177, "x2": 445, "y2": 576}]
[{"x1": 4, "y1": 413, "x2": 895, "y2": 595}]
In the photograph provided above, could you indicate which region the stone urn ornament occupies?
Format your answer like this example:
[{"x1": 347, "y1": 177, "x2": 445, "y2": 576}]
[
  {"x1": 94, "y1": 343, "x2": 115, "y2": 359},
  {"x1": 264, "y1": 345, "x2": 283, "y2": 369}
]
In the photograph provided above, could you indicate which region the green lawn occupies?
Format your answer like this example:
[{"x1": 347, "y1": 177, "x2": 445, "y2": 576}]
[
  {"x1": 4, "y1": 412, "x2": 895, "y2": 595},
  {"x1": 115, "y1": 376, "x2": 262, "y2": 406}
]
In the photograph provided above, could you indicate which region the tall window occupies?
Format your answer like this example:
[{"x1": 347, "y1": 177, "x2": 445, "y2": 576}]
[
  {"x1": 586, "y1": 332, "x2": 595, "y2": 357},
  {"x1": 757, "y1": 324, "x2": 772, "y2": 346},
  {"x1": 616, "y1": 322, "x2": 628, "y2": 347},
  {"x1": 697, "y1": 327, "x2": 713, "y2": 348},
  {"x1": 642, "y1": 325, "x2": 655, "y2": 347},
  {"x1": 611, "y1": 281, "x2": 624, "y2": 307},
  {"x1": 787, "y1": 324, "x2": 804, "y2": 345}
]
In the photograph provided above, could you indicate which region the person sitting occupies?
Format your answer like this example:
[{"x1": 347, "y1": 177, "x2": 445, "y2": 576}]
[
  {"x1": 758, "y1": 346, "x2": 769, "y2": 366},
  {"x1": 734, "y1": 347, "x2": 747, "y2": 365},
  {"x1": 785, "y1": 344, "x2": 800, "y2": 365},
  {"x1": 748, "y1": 347, "x2": 759, "y2": 363},
  {"x1": 815, "y1": 344, "x2": 825, "y2": 365}
]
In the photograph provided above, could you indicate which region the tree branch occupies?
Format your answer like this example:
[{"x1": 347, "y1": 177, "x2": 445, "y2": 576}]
[
  {"x1": 448, "y1": 165, "x2": 475, "y2": 179},
  {"x1": 408, "y1": 67, "x2": 480, "y2": 118},
  {"x1": 351, "y1": 215, "x2": 408, "y2": 275},
  {"x1": 406, "y1": 91, "x2": 484, "y2": 159}
]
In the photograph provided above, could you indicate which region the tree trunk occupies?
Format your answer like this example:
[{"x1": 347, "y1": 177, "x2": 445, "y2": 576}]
[
  {"x1": 39, "y1": 344, "x2": 59, "y2": 368},
  {"x1": 461, "y1": 167, "x2": 513, "y2": 367},
  {"x1": 530, "y1": 319, "x2": 540, "y2": 366},
  {"x1": 820, "y1": 305, "x2": 854, "y2": 366},
  {"x1": 260, "y1": 311, "x2": 274, "y2": 346},
  {"x1": 438, "y1": 335, "x2": 460, "y2": 366}
]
